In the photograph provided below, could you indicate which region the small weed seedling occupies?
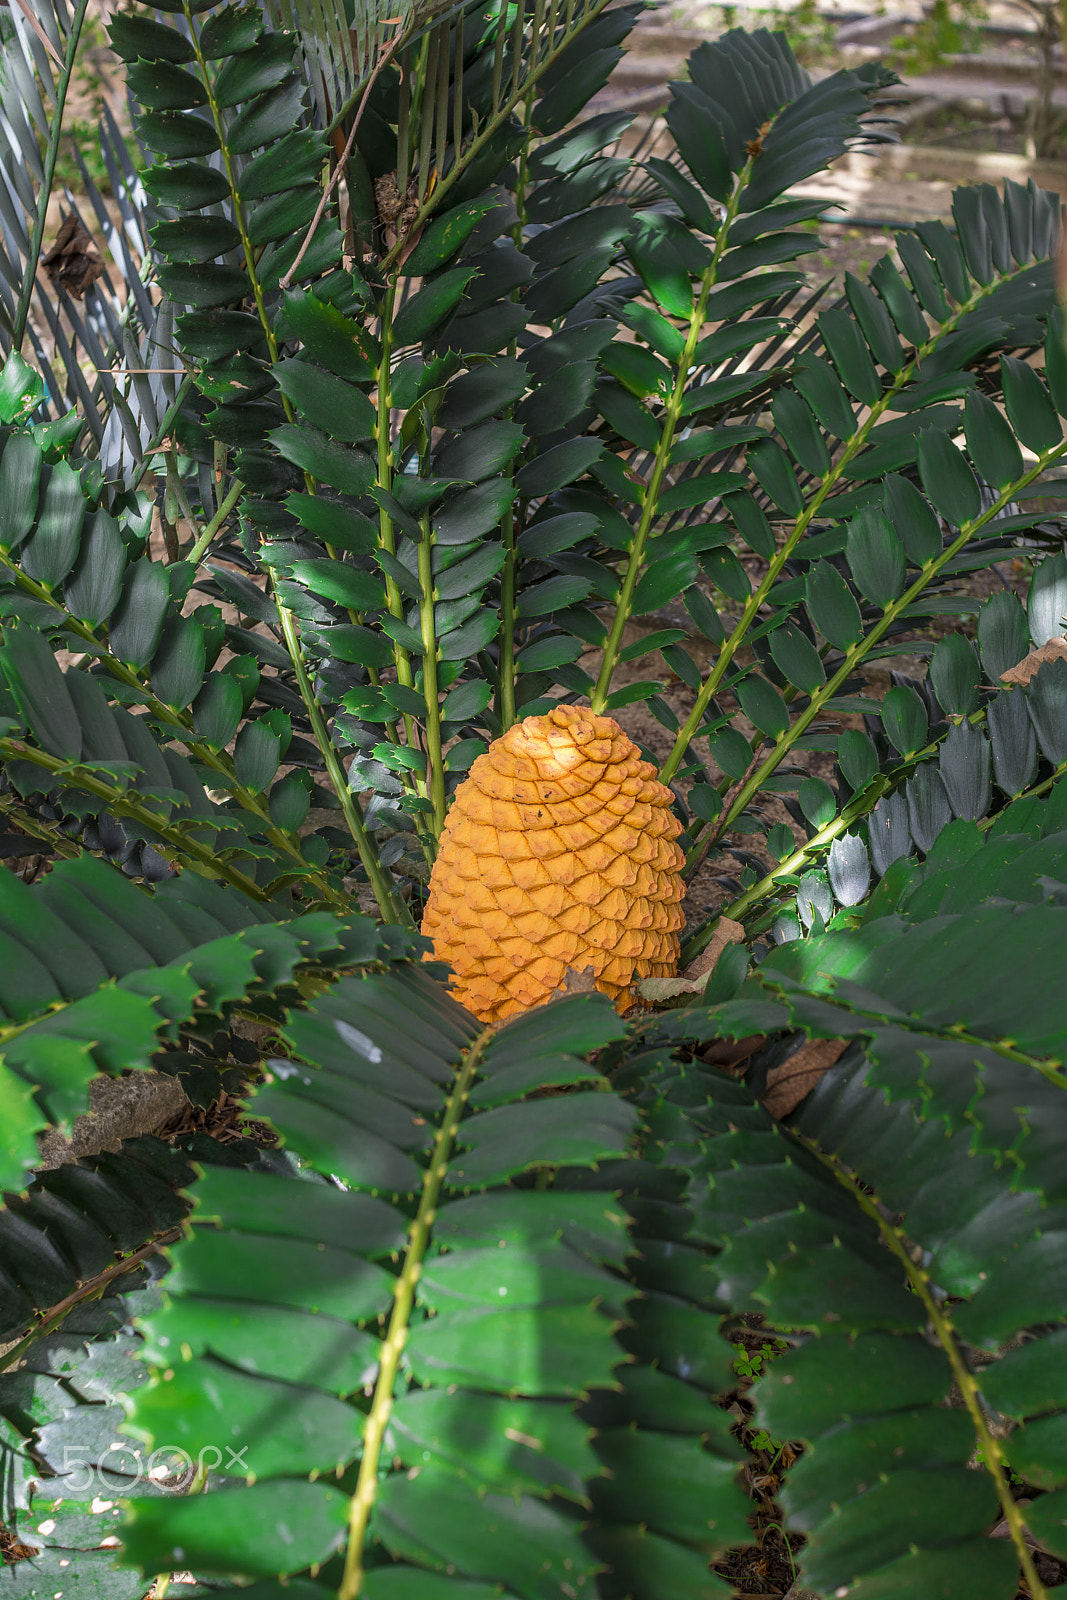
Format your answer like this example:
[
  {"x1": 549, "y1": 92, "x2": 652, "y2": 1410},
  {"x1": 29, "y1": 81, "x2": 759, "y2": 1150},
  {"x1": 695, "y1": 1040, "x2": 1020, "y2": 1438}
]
[{"x1": 733, "y1": 1339, "x2": 790, "y2": 1381}]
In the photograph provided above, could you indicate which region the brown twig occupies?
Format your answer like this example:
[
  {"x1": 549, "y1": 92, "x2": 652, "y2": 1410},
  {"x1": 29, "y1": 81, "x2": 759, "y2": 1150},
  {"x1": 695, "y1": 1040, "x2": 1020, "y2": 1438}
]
[
  {"x1": 280, "y1": 28, "x2": 405, "y2": 290},
  {"x1": 0, "y1": 1229, "x2": 183, "y2": 1374}
]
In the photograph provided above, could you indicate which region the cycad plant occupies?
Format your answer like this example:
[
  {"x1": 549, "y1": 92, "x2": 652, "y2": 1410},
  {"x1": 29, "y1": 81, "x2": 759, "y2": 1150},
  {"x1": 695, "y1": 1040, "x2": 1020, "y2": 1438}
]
[{"x1": 0, "y1": 0, "x2": 1066, "y2": 1595}]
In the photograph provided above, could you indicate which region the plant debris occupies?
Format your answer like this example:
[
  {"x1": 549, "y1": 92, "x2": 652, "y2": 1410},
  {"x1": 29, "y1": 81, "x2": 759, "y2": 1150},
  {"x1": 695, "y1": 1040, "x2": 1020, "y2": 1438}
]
[
  {"x1": 762, "y1": 1037, "x2": 849, "y2": 1118},
  {"x1": 41, "y1": 213, "x2": 105, "y2": 298}
]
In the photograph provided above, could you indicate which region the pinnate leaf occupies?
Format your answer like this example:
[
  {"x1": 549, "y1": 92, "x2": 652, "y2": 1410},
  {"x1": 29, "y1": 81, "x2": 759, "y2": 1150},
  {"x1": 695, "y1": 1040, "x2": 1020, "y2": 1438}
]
[
  {"x1": 806, "y1": 561, "x2": 862, "y2": 648},
  {"x1": 845, "y1": 508, "x2": 905, "y2": 607}
]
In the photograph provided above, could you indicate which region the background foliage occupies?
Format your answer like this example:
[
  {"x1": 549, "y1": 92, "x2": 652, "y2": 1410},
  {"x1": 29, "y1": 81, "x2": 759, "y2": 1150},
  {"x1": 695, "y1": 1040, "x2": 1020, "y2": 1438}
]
[{"x1": 0, "y1": 0, "x2": 1065, "y2": 1594}]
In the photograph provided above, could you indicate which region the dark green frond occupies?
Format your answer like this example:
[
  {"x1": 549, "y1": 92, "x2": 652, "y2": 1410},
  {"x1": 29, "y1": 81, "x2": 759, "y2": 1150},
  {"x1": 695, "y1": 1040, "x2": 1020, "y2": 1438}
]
[{"x1": 0, "y1": 852, "x2": 393, "y2": 1187}]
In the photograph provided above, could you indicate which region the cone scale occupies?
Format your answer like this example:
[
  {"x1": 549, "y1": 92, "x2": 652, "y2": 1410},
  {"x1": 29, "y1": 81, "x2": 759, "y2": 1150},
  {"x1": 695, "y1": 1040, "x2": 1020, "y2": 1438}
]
[{"x1": 421, "y1": 703, "x2": 686, "y2": 1023}]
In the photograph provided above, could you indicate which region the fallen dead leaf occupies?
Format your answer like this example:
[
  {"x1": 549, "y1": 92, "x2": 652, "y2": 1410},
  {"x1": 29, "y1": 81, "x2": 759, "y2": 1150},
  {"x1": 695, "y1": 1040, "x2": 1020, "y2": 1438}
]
[
  {"x1": 375, "y1": 170, "x2": 423, "y2": 261},
  {"x1": 635, "y1": 975, "x2": 702, "y2": 1005},
  {"x1": 762, "y1": 1037, "x2": 848, "y2": 1119},
  {"x1": 0, "y1": 1526, "x2": 39, "y2": 1562},
  {"x1": 702, "y1": 1034, "x2": 767, "y2": 1069},
  {"x1": 42, "y1": 214, "x2": 105, "y2": 298},
  {"x1": 1000, "y1": 636, "x2": 1067, "y2": 685},
  {"x1": 989, "y1": 1499, "x2": 1052, "y2": 1554},
  {"x1": 635, "y1": 917, "x2": 745, "y2": 1006},
  {"x1": 682, "y1": 917, "x2": 745, "y2": 982},
  {"x1": 541, "y1": 966, "x2": 599, "y2": 1005}
]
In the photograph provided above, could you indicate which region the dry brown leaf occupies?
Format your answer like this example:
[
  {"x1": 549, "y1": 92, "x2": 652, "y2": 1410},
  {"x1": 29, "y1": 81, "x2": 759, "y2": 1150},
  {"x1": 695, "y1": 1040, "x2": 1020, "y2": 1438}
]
[
  {"x1": 636, "y1": 917, "x2": 745, "y2": 1006},
  {"x1": 702, "y1": 1033, "x2": 767, "y2": 1069},
  {"x1": 541, "y1": 966, "x2": 599, "y2": 1006},
  {"x1": 989, "y1": 1499, "x2": 1051, "y2": 1554},
  {"x1": 682, "y1": 917, "x2": 745, "y2": 982},
  {"x1": 375, "y1": 170, "x2": 423, "y2": 259},
  {"x1": 762, "y1": 1037, "x2": 848, "y2": 1119},
  {"x1": 634, "y1": 975, "x2": 700, "y2": 1005},
  {"x1": 1000, "y1": 636, "x2": 1067, "y2": 685},
  {"x1": 42, "y1": 214, "x2": 105, "y2": 299}
]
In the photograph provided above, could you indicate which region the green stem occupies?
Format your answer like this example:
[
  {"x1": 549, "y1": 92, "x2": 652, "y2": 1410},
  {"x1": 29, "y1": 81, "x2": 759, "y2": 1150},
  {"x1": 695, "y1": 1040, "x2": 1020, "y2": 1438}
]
[
  {"x1": 680, "y1": 776, "x2": 890, "y2": 963},
  {"x1": 0, "y1": 551, "x2": 345, "y2": 903},
  {"x1": 589, "y1": 154, "x2": 757, "y2": 715},
  {"x1": 755, "y1": 968, "x2": 1063, "y2": 1081},
  {"x1": 163, "y1": 447, "x2": 196, "y2": 557},
  {"x1": 490, "y1": 0, "x2": 507, "y2": 114},
  {"x1": 187, "y1": 8, "x2": 404, "y2": 894},
  {"x1": 377, "y1": 0, "x2": 617, "y2": 274},
  {"x1": 186, "y1": 3, "x2": 278, "y2": 368},
  {"x1": 375, "y1": 279, "x2": 417, "y2": 701},
  {"x1": 185, "y1": 478, "x2": 246, "y2": 566},
  {"x1": 0, "y1": 791, "x2": 82, "y2": 861},
  {"x1": 397, "y1": 44, "x2": 411, "y2": 191},
  {"x1": 0, "y1": 1230, "x2": 180, "y2": 1375},
  {"x1": 187, "y1": 0, "x2": 372, "y2": 881},
  {"x1": 137, "y1": 374, "x2": 195, "y2": 478},
  {"x1": 11, "y1": 0, "x2": 92, "y2": 352},
  {"x1": 496, "y1": 79, "x2": 536, "y2": 735},
  {"x1": 184, "y1": 0, "x2": 304, "y2": 466},
  {"x1": 793, "y1": 1133, "x2": 1050, "y2": 1600},
  {"x1": 711, "y1": 438, "x2": 1067, "y2": 858},
  {"x1": 417, "y1": 513, "x2": 446, "y2": 836},
  {"x1": 212, "y1": 438, "x2": 228, "y2": 515},
  {"x1": 979, "y1": 752, "x2": 1067, "y2": 820},
  {"x1": 374, "y1": 278, "x2": 433, "y2": 830},
  {"x1": 658, "y1": 259, "x2": 1064, "y2": 786},
  {"x1": 935, "y1": 1022, "x2": 1064, "y2": 1078},
  {"x1": 0, "y1": 740, "x2": 271, "y2": 901},
  {"x1": 337, "y1": 1025, "x2": 491, "y2": 1600},
  {"x1": 498, "y1": 503, "x2": 518, "y2": 729},
  {"x1": 709, "y1": 732, "x2": 1067, "y2": 947},
  {"x1": 275, "y1": 603, "x2": 411, "y2": 924},
  {"x1": 415, "y1": 25, "x2": 440, "y2": 204}
]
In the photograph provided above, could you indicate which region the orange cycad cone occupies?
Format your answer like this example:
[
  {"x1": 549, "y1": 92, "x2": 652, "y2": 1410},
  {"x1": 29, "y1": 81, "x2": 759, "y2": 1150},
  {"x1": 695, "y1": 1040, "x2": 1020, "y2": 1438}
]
[{"x1": 421, "y1": 702, "x2": 686, "y2": 1023}]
